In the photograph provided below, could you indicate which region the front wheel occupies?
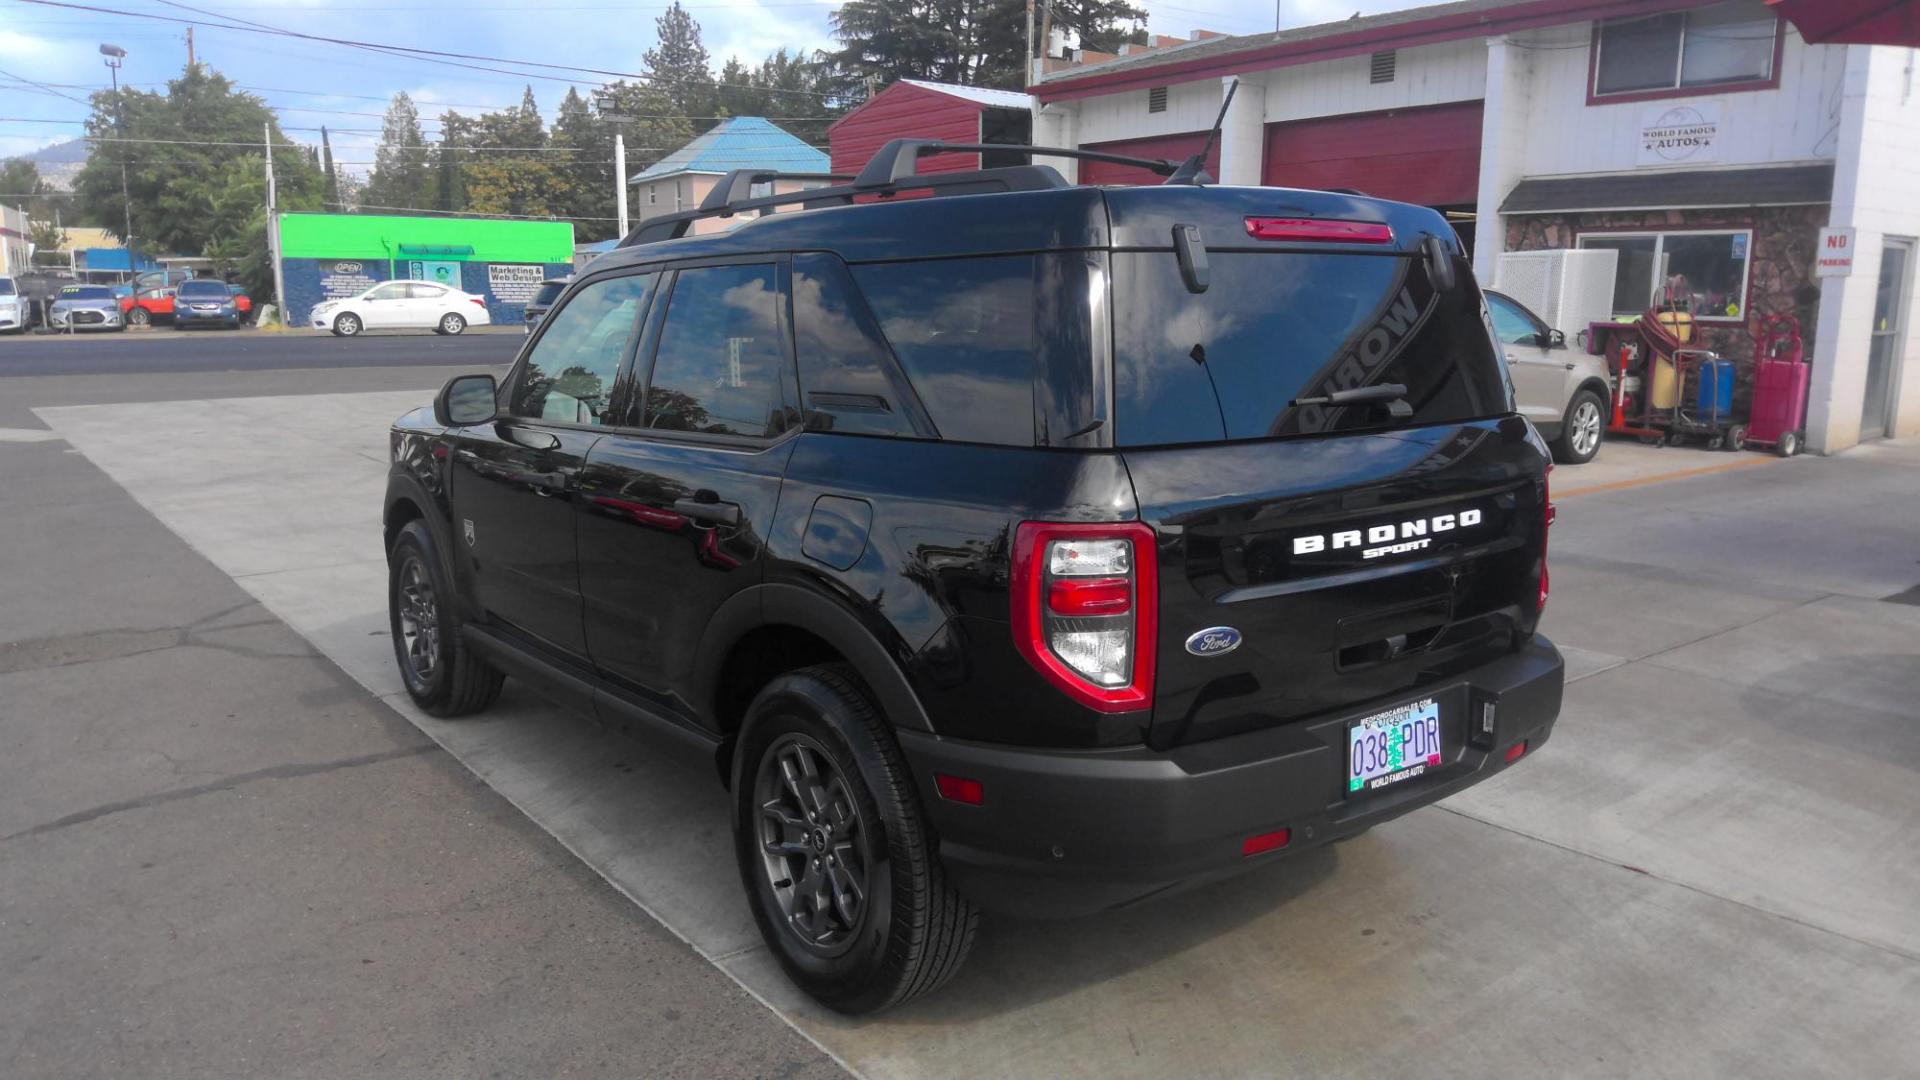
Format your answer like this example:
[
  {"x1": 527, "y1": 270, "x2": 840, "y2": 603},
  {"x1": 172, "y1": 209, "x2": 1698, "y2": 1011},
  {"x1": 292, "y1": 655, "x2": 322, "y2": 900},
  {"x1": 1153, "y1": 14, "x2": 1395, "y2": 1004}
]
[
  {"x1": 127, "y1": 307, "x2": 151, "y2": 327},
  {"x1": 387, "y1": 520, "x2": 503, "y2": 717},
  {"x1": 438, "y1": 312, "x2": 467, "y2": 335},
  {"x1": 735, "y1": 666, "x2": 978, "y2": 1015},
  {"x1": 332, "y1": 312, "x2": 362, "y2": 337},
  {"x1": 1552, "y1": 390, "x2": 1607, "y2": 465},
  {"x1": 1778, "y1": 432, "x2": 1801, "y2": 458}
]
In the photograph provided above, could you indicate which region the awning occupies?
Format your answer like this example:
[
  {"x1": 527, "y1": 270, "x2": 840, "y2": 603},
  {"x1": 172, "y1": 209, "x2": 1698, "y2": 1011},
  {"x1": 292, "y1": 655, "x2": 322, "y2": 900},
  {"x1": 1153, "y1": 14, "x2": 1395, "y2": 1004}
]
[
  {"x1": 1765, "y1": 0, "x2": 1920, "y2": 46},
  {"x1": 1500, "y1": 164, "x2": 1835, "y2": 214}
]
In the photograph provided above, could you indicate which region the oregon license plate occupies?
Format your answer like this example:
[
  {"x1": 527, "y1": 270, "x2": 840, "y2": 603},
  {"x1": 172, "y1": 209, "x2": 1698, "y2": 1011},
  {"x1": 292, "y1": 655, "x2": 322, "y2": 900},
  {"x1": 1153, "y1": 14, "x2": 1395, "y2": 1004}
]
[{"x1": 1347, "y1": 698, "x2": 1443, "y2": 795}]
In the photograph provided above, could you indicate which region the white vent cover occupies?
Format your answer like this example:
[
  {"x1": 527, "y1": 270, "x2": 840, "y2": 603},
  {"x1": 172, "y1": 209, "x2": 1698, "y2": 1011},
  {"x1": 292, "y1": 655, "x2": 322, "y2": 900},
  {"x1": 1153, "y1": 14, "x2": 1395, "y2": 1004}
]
[{"x1": 1493, "y1": 248, "x2": 1621, "y2": 341}]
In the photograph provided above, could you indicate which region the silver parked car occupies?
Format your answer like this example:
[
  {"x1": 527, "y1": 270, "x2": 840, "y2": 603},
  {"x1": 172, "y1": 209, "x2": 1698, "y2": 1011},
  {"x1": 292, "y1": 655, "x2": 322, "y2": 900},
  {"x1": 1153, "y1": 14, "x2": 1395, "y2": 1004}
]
[
  {"x1": 48, "y1": 285, "x2": 126, "y2": 333},
  {"x1": 1486, "y1": 289, "x2": 1611, "y2": 465}
]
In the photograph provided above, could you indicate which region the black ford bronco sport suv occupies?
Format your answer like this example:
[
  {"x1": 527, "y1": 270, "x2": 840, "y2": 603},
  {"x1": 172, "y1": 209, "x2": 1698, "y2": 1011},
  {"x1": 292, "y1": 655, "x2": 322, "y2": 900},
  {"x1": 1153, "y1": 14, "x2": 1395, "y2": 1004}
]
[{"x1": 384, "y1": 138, "x2": 1565, "y2": 1014}]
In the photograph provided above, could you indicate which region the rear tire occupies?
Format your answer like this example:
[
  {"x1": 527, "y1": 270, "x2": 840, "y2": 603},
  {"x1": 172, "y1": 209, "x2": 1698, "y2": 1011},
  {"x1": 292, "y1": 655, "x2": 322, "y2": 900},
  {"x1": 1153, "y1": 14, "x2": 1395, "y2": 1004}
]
[
  {"x1": 1778, "y1": 432, "x2": 1801, "y2": 458},
  {"x1": 734, "y1": 665, "x2": 978, "y2": 1015},
  {"x1": 387, "y1": 520, "x2": 502, "y2": 717},
  {"x1": 1551, "y1": 390, "x2": 1607, "y2": 465},
  {"x1": 439, "y1": 312, "x2": 467, "y2": 335},
  {"x1": 332, "y1": 312, "x2": 362, "y2": 337}
]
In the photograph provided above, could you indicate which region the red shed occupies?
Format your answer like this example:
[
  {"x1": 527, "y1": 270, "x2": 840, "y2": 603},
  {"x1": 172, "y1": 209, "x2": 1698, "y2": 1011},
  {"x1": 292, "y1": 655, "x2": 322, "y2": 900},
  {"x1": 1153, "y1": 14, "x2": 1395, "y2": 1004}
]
[{"x1": 830, "y1": 79, "x2": 1034, "y2": 177}]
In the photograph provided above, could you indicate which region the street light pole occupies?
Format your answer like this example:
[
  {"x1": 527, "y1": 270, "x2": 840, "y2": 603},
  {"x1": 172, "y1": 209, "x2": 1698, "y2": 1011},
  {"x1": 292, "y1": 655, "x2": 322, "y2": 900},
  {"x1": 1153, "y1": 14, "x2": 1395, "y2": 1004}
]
[{"x1": 99, "y1": 43, "x2": 138, "y2": 288}]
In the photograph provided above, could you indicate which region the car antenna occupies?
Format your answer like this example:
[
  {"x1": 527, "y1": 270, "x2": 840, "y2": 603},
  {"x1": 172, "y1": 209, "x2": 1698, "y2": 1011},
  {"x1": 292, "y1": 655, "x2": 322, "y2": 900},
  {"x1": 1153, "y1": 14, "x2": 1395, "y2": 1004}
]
[{"x1": 1164, "y1": 79, "x2": 1238, "y2": 186}]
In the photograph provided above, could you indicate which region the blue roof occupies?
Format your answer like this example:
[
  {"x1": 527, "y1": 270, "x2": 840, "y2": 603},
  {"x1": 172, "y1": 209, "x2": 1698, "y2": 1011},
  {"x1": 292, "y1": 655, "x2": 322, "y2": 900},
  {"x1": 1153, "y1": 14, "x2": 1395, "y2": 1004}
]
[{"x1": 631, "y1": 116, "x2": 827, "y2": 183}]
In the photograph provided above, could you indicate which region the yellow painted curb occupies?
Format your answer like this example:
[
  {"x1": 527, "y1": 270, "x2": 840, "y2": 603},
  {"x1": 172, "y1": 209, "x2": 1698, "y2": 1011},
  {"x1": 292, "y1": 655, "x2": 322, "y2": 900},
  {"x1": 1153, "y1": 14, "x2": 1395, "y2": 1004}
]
[{"x1": 1558, "y1": 455, "x2": 1777, "y2": 499}]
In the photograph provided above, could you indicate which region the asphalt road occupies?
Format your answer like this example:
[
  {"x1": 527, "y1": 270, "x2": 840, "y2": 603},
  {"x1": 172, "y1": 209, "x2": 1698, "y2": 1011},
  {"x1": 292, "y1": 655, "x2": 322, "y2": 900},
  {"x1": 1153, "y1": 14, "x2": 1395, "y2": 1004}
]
[{"x1": 0, "y1": 328, "x2": 523, "y2": 377}]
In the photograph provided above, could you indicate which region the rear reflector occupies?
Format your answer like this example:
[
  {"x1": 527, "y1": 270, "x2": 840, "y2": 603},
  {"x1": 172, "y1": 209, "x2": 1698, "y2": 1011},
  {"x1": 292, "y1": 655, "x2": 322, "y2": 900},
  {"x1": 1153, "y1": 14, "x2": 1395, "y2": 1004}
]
[
  {"x1": 1047, "y1": 576, "x2": 1132, "y2": 616},
  {"x1": 1245, "y1": 217, "x2": 1394, "y2": 244},
  {"x1": 1504, "y1": 741, "x2": 1529, "y2": 764},
  {"x1": 1242, "y1": 829, "x2": 1291, "y2": 856},
  {"x1": 935, "y1": 773, "x2": 984, "y2": 805}
]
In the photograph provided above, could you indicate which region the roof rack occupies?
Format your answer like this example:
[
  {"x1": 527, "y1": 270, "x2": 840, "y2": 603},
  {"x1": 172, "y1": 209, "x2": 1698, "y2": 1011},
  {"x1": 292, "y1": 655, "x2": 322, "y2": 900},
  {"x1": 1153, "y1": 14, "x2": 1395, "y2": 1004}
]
[{"x1": 618, "y1": 139, "x2": 1186, "y2": 248}]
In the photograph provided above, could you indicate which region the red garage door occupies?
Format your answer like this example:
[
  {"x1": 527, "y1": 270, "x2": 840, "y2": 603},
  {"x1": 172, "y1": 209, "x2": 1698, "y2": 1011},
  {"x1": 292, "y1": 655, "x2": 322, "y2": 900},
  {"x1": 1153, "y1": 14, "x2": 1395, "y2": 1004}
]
[
  {"x1": 1263, "y1": 102, "x2": 1484, "y2": 207},
  {"x1": 1079, "y1": 131, "x2": 1219, "y2": 186}
]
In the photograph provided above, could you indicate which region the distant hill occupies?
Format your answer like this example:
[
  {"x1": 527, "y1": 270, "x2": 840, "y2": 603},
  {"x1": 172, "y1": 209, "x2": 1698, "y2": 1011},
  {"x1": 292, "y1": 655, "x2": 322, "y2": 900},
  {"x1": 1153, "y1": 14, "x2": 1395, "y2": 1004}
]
[{"x1": 9, "y1": 139, "x2": 89, "y2": 190}]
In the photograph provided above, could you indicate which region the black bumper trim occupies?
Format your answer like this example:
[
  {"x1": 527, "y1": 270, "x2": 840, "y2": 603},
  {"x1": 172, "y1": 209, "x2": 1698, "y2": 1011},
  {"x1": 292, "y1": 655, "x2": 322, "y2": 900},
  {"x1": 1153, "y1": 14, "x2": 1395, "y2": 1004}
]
[{"x1": 898, "y1": 635, "x2": 1564, "y2": 917}]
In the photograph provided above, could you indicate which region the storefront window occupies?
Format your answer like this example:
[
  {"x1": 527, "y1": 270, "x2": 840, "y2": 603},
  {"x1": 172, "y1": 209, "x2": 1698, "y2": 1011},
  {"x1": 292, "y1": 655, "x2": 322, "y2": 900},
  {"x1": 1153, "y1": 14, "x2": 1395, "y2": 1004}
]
[
  {"x1": 1593, "y1": 2, "x2": 1777, "y2": 97},
  {"x1": 1578, "y1": 230, "x2": 1752, "y2": 320}
]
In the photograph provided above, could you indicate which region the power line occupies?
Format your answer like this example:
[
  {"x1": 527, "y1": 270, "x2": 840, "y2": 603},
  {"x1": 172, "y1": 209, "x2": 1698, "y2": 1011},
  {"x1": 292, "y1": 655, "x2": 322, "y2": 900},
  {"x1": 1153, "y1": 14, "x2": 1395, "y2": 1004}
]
[
  {"x1": 18, "y1": 0, "x2": 839, "y2": 99},
  {"x1": 323, "y1": 200, "x2": 620, "y2": 221},
  {"x1": 0, "y1": 66, "x2": 94, "y2": 107}
]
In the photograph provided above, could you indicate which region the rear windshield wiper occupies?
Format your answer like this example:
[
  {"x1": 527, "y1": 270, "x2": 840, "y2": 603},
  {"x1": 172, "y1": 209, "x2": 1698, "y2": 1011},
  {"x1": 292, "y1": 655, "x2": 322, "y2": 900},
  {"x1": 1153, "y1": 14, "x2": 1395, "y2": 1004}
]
[{"x1": 1290, "y1": 383, "x2": 1413, "y2": 420}]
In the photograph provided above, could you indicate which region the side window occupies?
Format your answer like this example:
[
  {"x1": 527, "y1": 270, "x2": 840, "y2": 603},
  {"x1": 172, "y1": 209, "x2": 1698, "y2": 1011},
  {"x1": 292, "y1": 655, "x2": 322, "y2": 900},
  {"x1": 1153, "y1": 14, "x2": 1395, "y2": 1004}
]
[
  {"x1": 1486, "y1": 294, "x2": 1542, "y2": 346},
  {"x1": 792, "y1": 253, "x2": 926, "y2": 437},
  {"x1": 508, "y1": 274, "x2": 654, "y2": 426},
  {"x1": 643, "y1": 264, "x2": 786, "y2": 437},
  {"x1": 407, "y1": 283, "x2": 448, "y2": 300},
  {"x1": 368, "y1": 282, "x2": 408, "y2": 301},
  {"x1": 849, "y1": 255, "x2": 1037, "y2": 447}
]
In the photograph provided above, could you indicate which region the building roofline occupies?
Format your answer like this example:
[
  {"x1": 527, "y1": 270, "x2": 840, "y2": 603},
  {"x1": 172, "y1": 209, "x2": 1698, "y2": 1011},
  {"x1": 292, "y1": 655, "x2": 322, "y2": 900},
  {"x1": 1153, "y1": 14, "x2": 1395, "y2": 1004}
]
[{"x1": 1032, "y1": 0, "x2": 1708, "y2": 102}]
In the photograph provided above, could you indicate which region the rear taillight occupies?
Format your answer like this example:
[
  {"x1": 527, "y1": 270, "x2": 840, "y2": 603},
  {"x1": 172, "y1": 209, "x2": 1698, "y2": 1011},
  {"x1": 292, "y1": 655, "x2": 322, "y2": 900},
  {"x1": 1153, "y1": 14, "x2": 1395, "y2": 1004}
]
[
  {"x1": 1245, "y1": 217, "x2": 1394, "y2": 244},
  {"x1": 1011, "y1": 522, "x2": 1157, "y2": 713},
  {"x1": 1539, "y1": 467, "x2": 1555, "y2": 613},
  {"x1": 469, "y1": 297, "x2": 486, "y2": 308}
]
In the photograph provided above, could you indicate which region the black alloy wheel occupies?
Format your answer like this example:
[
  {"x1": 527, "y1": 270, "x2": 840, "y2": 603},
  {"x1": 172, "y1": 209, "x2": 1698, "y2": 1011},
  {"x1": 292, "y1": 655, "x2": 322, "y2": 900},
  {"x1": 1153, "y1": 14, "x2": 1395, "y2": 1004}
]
[
  {"x1": 386, "y1": 520, "x2": 503, "y2": 716},
  {"x1": 734, "y1": 665, "x2": 977, "y2": 1014},
  {"x1": 754, "y1": 732, "x2": 874, "y2": 956}
]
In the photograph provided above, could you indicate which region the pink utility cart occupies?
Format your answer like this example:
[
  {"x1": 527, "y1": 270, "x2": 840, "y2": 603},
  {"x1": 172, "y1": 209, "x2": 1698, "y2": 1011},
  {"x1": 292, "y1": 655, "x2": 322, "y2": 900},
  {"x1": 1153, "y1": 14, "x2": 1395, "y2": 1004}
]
[{"x1": 1745, "y1": 314, "x2": 1809, "y2": 457}]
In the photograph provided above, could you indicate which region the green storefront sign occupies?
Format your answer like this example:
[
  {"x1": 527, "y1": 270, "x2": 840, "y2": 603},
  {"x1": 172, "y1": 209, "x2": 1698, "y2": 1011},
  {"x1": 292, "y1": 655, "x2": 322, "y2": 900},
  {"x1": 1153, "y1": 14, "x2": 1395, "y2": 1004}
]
[{"x1": 279, "y1": 213, "x2": 574, "y2": 265}]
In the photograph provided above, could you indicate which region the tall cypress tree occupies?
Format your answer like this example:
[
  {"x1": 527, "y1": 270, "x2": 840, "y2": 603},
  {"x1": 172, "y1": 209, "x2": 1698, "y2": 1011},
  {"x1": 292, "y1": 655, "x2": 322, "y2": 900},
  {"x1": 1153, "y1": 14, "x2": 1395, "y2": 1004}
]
[
  {"x1": 643, "y1": 1, "x2": 717, "y2": 126},
  {"x1": 363, "y1": 92, "x2": 433, "y2": 210}
]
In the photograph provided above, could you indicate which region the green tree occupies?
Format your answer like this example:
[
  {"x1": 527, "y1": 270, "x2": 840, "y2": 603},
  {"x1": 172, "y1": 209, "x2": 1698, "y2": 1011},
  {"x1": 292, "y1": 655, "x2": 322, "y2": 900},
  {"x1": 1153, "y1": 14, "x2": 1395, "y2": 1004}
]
[
  {"x1": 362, "y1": 92, "x2": 433, "y2": 211},
  {"x1": 27, "y1": 216, "x2": 68, "y2": 255},
  {"x1": 465, "y1": 87, "x2": 563, "y2": 219},
  {"x1": 71, "y1": 65, "x2": 323, "y2": 257},
  {"x1": 644, "y1": 1, "x2": 717, "y2": 124},
  {"x1": 829, "y1": 0, "x2": 1144, "y2": 91},
  {"x1": 551, "y1": 86, "x2": 614, "y2": 241},
  {"x1": 434, "y1": 110, "x2": 475, "y2": 213},
  {"x1": 1, "y1": 159, "x2": 81, "y2": 238}
]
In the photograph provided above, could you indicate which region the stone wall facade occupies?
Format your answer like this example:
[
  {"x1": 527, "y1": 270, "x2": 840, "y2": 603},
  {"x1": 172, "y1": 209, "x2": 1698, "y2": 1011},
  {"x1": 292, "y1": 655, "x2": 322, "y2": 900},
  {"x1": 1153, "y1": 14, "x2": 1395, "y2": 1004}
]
[{"x1": 1505, "y1": 204, "x2": 1828, "y2": 365}]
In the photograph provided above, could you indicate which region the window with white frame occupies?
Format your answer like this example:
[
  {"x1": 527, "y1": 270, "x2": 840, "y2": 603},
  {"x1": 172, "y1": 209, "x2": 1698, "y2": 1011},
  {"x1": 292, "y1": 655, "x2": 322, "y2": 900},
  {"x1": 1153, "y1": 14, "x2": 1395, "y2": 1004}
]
[
  {"x1": 1592, "y1": 1, "x2": 1778, "y2": 98},
  {"x1": 1577, "y1": 229, "x2": 1753, "y2": 320}
]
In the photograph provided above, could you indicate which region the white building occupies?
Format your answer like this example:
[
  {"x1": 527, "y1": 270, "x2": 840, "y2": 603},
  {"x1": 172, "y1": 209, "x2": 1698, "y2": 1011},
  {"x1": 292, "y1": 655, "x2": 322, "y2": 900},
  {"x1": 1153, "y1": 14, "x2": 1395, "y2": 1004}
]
[
  {"x1": 1, "y1": 203, "x2": 29, "y2": 275},
  {"x1": 1031, "y1": 0, "x2": 1920, "y2": 453}
]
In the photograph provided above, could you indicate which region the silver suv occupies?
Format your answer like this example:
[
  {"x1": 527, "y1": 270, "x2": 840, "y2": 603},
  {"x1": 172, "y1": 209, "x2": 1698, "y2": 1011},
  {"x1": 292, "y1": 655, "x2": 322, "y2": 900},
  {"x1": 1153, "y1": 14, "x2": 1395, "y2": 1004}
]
[{"x1": 1487, "y1": 290, "x2": 1611, "y2": 465}]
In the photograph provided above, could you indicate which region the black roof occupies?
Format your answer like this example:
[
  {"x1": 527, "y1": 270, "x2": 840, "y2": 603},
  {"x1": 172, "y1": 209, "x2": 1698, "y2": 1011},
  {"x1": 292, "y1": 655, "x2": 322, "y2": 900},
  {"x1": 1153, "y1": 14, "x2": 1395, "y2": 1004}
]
[{"x1": 1500, "y1": 164, "x2": 1836, "y2": 214}]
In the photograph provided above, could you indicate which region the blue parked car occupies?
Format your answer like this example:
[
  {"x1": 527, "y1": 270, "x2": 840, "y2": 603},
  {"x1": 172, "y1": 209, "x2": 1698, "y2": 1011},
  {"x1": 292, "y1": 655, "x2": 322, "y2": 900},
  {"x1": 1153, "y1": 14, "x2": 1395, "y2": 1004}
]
[{"x1": 172, "y1": 278, "x2": 244, "y2": 330}]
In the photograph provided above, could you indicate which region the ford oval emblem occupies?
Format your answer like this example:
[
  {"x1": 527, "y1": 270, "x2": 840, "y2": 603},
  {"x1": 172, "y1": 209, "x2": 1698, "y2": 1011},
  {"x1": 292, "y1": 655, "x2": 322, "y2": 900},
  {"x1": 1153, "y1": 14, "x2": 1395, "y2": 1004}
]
[{"x1": 1185, "y1": 627, "x2": 1242, "y2": 657}]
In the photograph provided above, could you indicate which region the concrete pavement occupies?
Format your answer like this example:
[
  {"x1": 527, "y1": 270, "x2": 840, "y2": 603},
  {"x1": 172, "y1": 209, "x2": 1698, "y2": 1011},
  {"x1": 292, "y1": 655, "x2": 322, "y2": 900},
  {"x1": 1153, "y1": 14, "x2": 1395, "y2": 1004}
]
[
  {"x1": 0, "y1": 373, "x2": 844, "y2": 1080},
  {"x1": 24, "y1": 382, "x2": 1920, "y2": 1078}
]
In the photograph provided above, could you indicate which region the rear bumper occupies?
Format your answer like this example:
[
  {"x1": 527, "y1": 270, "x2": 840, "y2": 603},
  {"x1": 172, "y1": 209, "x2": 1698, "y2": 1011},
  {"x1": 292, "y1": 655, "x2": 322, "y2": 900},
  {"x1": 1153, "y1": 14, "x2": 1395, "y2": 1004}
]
[{"x1": 899, "y1": 635, "x2": 1564, "y2": 918}]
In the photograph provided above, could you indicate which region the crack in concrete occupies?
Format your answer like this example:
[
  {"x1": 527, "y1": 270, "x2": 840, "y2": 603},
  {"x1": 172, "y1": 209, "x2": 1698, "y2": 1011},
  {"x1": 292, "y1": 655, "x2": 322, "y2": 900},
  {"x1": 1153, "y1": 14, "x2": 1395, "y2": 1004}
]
[
  {"x1": 0, "y1": 744, "x2": 437, "y2": 845},
  {"x1": 0, "y1": 601, "x2": 316, "y2": 675}
]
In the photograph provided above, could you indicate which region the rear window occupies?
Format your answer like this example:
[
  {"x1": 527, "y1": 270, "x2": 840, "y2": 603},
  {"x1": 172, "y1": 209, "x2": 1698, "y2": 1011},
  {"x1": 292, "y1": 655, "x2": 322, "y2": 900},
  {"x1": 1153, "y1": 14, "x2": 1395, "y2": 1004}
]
[
  {"x1": 1111, "y1": 251, "x2": 1509, "y2": 446},
  {"x1": 531, "y1": 281, "x2": 568, "y2": 307},
  {"x1": 177, "y1": 281, "x2": 228, "y2": 299}
]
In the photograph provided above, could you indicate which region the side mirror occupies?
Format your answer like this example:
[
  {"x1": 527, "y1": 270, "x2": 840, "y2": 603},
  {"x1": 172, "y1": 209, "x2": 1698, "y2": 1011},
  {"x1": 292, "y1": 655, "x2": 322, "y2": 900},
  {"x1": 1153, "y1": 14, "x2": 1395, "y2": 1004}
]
[
  {"x1": 434, "y1": 373, "x2": 498, "y2": 427},
  {"x1": 1546, "y1": 328, "x2": 1567, "y2": 350}
]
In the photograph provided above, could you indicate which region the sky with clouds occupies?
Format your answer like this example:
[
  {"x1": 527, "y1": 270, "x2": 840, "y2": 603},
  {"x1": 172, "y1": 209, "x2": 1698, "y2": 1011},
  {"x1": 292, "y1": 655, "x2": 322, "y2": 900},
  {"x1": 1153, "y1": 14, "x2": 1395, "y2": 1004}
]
[{"x1": 0, "y1": 0, "x2": 1425, "y2": 178}]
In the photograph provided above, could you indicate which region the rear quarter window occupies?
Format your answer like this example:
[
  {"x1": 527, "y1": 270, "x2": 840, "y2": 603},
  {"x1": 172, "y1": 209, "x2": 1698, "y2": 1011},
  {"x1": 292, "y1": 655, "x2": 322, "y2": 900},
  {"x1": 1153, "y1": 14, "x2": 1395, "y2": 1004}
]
[
  {"x1": 1112, "y1": 250, "x2": 1508, "y2": 446},
  {"x1": 849, "y1": 256, "x2": 1037, "y2": 447}
]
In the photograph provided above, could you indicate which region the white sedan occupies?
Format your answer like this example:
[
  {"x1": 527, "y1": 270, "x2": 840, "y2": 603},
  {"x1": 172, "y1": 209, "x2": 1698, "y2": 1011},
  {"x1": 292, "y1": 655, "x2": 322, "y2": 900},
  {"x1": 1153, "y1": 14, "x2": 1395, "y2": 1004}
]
[{"x1": 311, "y1": 281, "x2": 492, "y2": 337}]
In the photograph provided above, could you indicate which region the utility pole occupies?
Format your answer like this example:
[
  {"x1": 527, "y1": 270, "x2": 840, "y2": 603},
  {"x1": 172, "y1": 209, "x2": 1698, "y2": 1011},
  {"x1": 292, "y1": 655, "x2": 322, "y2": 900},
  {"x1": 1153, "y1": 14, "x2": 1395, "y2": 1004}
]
[
  {"x1": 1026, "y1": 0, "x2": 1035, "y2": 87},
  {"x1": 99, "y1": 44, "x2": 138, "y2": 289},
  {"x1": 186, "y1": 27, "x2": 195, "y2": 68},
  {"x1": 614, "y1": 129, "x2": 630, "y2": 238},
  {"x1": 264, "y1": 121, "x2": 289, "y2": 325}
]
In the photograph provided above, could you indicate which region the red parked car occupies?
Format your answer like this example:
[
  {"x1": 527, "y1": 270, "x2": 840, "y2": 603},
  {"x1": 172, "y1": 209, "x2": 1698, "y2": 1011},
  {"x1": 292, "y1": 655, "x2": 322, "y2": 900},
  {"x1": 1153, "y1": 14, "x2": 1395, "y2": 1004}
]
[{"x1": 120, "y1": 286, "x2": 177, "y2": 327}]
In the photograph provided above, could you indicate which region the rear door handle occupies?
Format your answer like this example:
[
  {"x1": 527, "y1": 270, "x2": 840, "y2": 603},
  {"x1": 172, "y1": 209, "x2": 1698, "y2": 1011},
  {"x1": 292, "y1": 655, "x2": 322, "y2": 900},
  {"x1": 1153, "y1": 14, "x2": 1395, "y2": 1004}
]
[{"x1": 673, "y1": 498, "x2": 741, "y2": 527}]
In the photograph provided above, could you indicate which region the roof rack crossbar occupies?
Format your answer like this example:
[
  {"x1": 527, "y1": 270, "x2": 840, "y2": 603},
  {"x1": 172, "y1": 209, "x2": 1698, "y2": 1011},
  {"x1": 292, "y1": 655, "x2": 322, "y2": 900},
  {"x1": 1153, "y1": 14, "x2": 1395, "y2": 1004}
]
[
  {"x1": 852, "y1": 139, "x2": 1179, "y2": 189},
  {"x1": 618, "y1": 161, "x2": 1074, "y2": 248},
  {"x1": 697, "y1": 169, "x2": 853, "y2": 215}
]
